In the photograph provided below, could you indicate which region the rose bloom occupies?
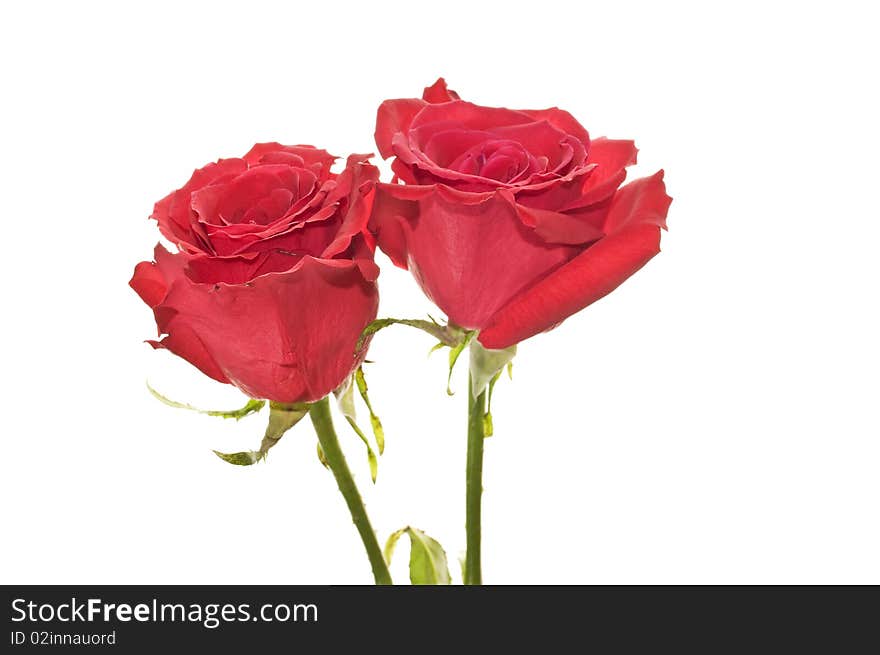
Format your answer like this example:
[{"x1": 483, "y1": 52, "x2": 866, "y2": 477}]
[
  {"x1": 371, "y1": 79, "x2": 671, "y2": 350},
  {"x1": 130, "y1": 143, "x2": 379, "y2": 403}
]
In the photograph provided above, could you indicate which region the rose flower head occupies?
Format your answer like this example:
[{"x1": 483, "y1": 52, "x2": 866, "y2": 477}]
[
  {"x1": 131, "y1": 143, "x2": 380, "y2": 403},
  {"x1": 371, "y1": 79, "x2": 671, "y2": 350}
]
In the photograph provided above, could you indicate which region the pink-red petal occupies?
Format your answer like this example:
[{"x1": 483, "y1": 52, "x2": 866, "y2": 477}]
[
  {"x1": 520, "y1": 107, "x2": 591, "y2": 149},
  {"x1": 563, "y1": 138, "x2": 639, "y2": 210},
  {"x1": 604, "y1": 170, "x2": 671, "y2": 233},
  {"x1": 130, "y1": 260, "x2": 168, "y2": 308},
  {"x1": 422, "y1": 78, "x2": 460, "y2": 103},
  {"x1": 375, "y1": 98, "x2": 427, "y2": 159},
  {"x1": 514, "y1": 203, "x2": 605, "y2": 246},
  {"x1": 242, "y1": 143, "x2": 336, "y2": 178},
  {"x1": 374, "y1": 185, "x2": 579, "y2": 329},
  {"x1": 478, "y1": 173, "x2": 671, "y2": 348},
  {"x1": 138, "y1": 250, "x2": 378, "y2": 402},
  {"x1": 478, "y1": 223, "x2": 663, "y2": 349},
  {"x1": 321, "y1": 154, "x2": 380, "y2": 258}
]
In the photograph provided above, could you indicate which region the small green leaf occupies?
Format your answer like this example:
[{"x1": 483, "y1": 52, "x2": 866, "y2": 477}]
[
  {"x1": 356, "y1": 316, "x2": 467, "y2": 352},
  {"x1": 212, "y1": 450, "x2": 261, "y2": 466},
  {"x1": 483, "y1": 370, "x2": 502, "y2": 437},
  {"x1": 344, "y1": 417, "x2": 378, "y2": 483},
  {"x1": 384, "y1": 527, "x2": 451, "y2": 585},
  {"x1": 507, "y1": 360, "x2": 514, "y2": 380},
  {"x1": 408, "y1": 528, "x2": 451, "y2": 585},
  {"x1": 316, "y1": 442, "x2": 329, "y2": 469},
  {"x1": 147, "y1": 383, "x2": 265, "y2": 420},
  {"x1": 355, "y1": 366, "x2": 385, "y2": 455},
  {"x1": 214, "y1": 401, "x2": 309, "y2": 467},
  {"x1": 383, "y1": 528, "x2": 406, "y2": 565},
  {"x1": 446, "y1": 331, "x2": 474, "y2": 395}
]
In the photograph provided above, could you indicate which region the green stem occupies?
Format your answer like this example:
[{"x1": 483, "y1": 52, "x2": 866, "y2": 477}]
[
  {"x1": 309, "y1": 396, "x2": 392, "y2": 585},
  {"x1": 465, "y1": 373, "x2": 486, "y2": 585}
]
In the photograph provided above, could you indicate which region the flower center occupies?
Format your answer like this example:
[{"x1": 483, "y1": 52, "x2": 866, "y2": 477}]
[
  {"x1": 215, "y1": 166, "x2": 317, "y2": 226},
  {"x1": 448, "y1": 139, "x2": 540, "y2": 184}
]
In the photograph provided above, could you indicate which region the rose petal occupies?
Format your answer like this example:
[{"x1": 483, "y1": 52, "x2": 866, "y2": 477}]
[
  {"x1": 478, "y1": 224, "x2": 661, "y2": 349},
  {"x1": 490, "y1": 121, "x2": 585, "y2": 173},
  {"x1": 373, "y1": 184, "x2": 579, "y2": 329},
  {"x1": 394, "y1": 131, "x2": 537, "y2": 191},
  {"x1": 147, "y1": 324, "x2": 230, "y2": 385},
  {"x1": 184, "y1": 251, "x2": 304, "y2": 285},
  {"x1": 151, "y1": 158, "x2": 247, "y2": 250},
  {"x1": 321, "y1": 154, "x2": 380, "y2": 258},
  {"x1": 146, "y1": 253, "x2": 378, "y2": 402},
  {"x1": 562, "y1": 138, "x2": 639, "y2": 210},
  {"x1": 242, "y1": 143, "x2": 336, "y2": 178},
  {"x1": 130, "y1": 259, "x2": 168, "y2": 308},
  {"x1": 131, "y1": 245, "x2": 230, "y2": 384},
  {"x1": 369, "y1": 183, "x2": 430, "y2": 268},
  {"x1": 478, "y1": 173, "x2": 671, "y2": 348},
  {"x1": 375, "y1": 98, "x2": 427, "y2": 159},
  {"x1": 419, "y1": 127, "x2": 501, "y2": 169},
  {"x1": 203, "y1": 195, "x2": 339, "y2": 257},
  {"x1": 514, "y1": 203, "x2": 606, "y2": 246},
  {"x1": 409, "y1": 101, "x2": 536, "y2": 133},
  {"x1": 422, "y1": 78, "x2": 460, "y2": 103},
  {"x1": 603, "y1": 170, "x2": 671, "y2": 233},
  {"x1": 520, "y1": 107, "x2": 591, "y2": 149}
]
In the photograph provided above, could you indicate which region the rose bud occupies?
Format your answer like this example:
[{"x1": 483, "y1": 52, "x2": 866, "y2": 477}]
[
  {"x1": 370, "y1": 79, "x2": 671, "y2": 350},
  {"x1": 130, "y1": 144, "x2": 380, "y2": 403}
]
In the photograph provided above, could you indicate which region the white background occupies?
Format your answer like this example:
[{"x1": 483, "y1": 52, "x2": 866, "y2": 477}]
[{"x1": 1, "y1": 1, "x2": 877, "y2": 584}]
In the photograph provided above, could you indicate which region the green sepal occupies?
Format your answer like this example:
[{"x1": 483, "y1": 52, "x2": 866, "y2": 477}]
[
  {"x1": 316, "y1": 442, "x2": 329, "y2": 469},
  {"x1": 355, "y1": 366, "x2": 385, "y2": 455},
  {"x1": 334, "y1": 375, "x2": 379, "y2": 481},
  {"x1": 147, "y1": 383, "x2": 265, "y2": 420},
  {"x1": 483, "y1": 370, "x2": 503, "y2": 437},
  {"x1": 261, "y1": 402, "x2": 310, "y2": 454},
  {"x1": 446, "y1": 331, "x2": 475, "y2": 395},
  {"x1": 469, "y1": 339, "x2": 516, "y2": 399},
  {"x1": 333, "y1": 375, "x2": 358, "y2": 421},
  {"x1": 384, "y1": 527, "x2": 451, "y2": 585},
  {"x1": 384, "y1": 530, "x2": 403, "y2": 565},
  {"x1": 356, "y1": 317, "x2": 466, "y2": 352},
  {"x1": 212, "y1": 450, "x2": 262, "y2": 466},
  {"x1": 344, "y1": 416, "x2": 379, "y2": 483},
  {"x1": 213, "y1": 401, "x2": 309, "y2": 466}
]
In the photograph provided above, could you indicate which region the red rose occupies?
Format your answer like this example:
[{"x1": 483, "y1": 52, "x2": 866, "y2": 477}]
[
  {"x1": 130, "y1": 143, "x2": 380, "y2": 403},
  {"x1": 371, "y1": 79, "x2": 671, "y2": 349}
]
